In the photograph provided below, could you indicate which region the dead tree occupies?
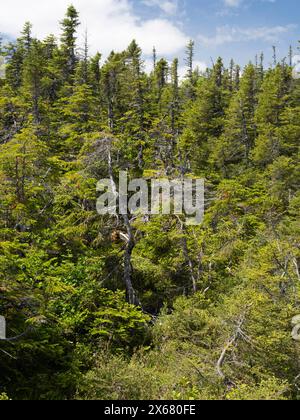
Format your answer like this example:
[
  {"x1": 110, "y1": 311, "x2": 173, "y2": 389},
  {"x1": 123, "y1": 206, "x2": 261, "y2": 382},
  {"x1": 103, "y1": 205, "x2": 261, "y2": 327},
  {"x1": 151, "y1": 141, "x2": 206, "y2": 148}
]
[
  {"x1": 107, "y1": 145, "x2": 141, "y2": 306},
  {"x1": 176, "y1": 216, "x2": 198, "y2": 293},
  {"x1": 216, "y1": 305, "x2": 253, "y2": 384}
]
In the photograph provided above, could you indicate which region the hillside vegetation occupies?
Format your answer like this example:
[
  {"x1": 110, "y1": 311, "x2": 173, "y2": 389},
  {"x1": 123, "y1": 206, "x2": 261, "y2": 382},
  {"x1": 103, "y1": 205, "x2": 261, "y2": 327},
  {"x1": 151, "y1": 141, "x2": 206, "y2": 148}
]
[{"x1": 0, "y1": 6, "x2": 299, "y2": 400}]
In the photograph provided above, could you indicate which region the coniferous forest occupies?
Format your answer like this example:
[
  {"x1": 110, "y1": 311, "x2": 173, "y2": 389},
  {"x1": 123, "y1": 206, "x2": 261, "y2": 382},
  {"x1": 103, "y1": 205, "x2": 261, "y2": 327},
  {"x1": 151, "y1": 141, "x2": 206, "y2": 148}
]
[{"x1": 0, "y1": 5, "x2": 300, "y2": 401}]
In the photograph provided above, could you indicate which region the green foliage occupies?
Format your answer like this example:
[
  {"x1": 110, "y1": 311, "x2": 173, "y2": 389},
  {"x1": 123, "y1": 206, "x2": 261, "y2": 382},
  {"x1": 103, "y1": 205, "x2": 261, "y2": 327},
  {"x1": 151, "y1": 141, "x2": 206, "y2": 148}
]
[
  {"x1": 0, "y1": 7, "x2": 299, "y2": 401},
  {"x1": 226, "y1": 378, "x2": 289, "y2": 401},
  {"x1": 0, "y1": 393, "x2": 10, "y2": 400}
]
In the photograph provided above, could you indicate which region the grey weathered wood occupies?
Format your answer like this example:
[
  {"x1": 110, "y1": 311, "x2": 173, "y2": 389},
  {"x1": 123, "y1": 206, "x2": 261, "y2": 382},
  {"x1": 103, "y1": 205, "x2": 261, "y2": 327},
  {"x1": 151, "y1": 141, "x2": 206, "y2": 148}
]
[{"x1": 0, "y1": 316, "x2": 6, "y2": 340}]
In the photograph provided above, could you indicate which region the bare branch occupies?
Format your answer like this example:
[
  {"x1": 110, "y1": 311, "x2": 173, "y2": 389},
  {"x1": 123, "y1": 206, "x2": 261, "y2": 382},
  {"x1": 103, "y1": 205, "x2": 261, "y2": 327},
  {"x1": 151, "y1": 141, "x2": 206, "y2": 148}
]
[{"x1": 216, "y1": 306, "x2": 253, "y2": 381}]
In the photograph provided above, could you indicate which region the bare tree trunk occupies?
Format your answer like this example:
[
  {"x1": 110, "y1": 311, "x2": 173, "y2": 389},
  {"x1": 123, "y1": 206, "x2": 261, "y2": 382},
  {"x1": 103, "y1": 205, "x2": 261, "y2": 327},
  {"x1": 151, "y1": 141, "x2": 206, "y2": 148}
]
[
  {"x1": 293, "y1": 258, "x2": 300, "y2": 281},
  {"x1": 138, "y1": 144, "x2": 144, "y2": 170},
  {"x1": 122, "y1": 214, "x2": 140, "y2": 306},
  {"x1": 176, "y1": 216, "x2": 197, "y2": 293},
  {"x1": 107, "y1": 147, "x2": 140, "y2": 306},
  {"x1": 216, "y1": 308, "x2": 251, "y2": 382},
  {"x1": 216, "y1": 332, "x2": 239, "y2": 380},
  {"x1": 182, "y1": 236, "x2": 197, "y2": 293}
]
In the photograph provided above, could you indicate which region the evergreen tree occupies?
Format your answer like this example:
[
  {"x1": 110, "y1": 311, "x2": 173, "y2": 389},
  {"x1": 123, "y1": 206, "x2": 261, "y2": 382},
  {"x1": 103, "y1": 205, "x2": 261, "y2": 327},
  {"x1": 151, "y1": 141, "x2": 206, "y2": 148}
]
[
  {"x1": 212, "y1": 63, "x2": 258, "y2": 173},
  {"x1": 180, "y1": 57, "x2": 228, "y2": 173},
  {"x1": 20, "y1": 22, "x2": 33, "y2": 53},
  {"x1": 185, "y1": 40, "x2": 196, "y2": 99},
  {"x1": 123, "y1": 40, "x2": 147, "y2": 170},
  {"x1": 22, "y1": 39, "x2": 46, "y2": 124},
  {"x1": 252, "y1": 64, "x2": 292, "y2": 166},
  {"x1": 60, "y1": 5, "x2": 80, "y2": 81}
]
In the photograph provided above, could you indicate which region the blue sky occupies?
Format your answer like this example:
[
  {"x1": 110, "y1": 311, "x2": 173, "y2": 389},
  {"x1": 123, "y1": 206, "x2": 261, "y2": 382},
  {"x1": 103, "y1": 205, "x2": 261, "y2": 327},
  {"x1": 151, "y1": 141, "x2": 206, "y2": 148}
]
[
  {"x1": 0, "y1": 0, "x2": 299, "y2": 72},
  {"x1": 135, "y1": 0, "x2": 299, "y2": 68}
]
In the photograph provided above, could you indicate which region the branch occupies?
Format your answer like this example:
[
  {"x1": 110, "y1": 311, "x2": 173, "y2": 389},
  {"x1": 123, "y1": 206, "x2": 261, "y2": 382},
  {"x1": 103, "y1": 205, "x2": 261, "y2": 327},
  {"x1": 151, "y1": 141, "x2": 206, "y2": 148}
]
[
  {"x1": 216, "y1": 331, "x2": 240, "y2": 380},
  {"x1": 0, "y1": 327, "x2": 32, "y2": 343},
  {"x1": 293, "y1": 258, "x2": 300, "y2": 282},
  {"x1": 216, "y1": 306, "x2": 252, "y2": 381}
]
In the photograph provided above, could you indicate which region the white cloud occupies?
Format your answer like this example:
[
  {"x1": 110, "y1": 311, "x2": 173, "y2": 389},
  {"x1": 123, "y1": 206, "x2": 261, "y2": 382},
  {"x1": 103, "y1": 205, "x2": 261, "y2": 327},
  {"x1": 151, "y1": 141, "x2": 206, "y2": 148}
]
[
  {"x1": 198, "y1": 24, "x2": 296, "y2": 47},
  {"x1": 0, "y1": 0, "x2": 188, "y2": 56},
  {"x1": 223, "y1": 0, "x2": 276, "y2": 7},
  {"x1": 143, "y1": 0, "x2": 179, "y2": 15},
  {"x1": 224, "y1": 0, "x2": 243, "y2": 7},
  {"x1": 178, "y1": 60, "x2": 207, "y2": 80}
]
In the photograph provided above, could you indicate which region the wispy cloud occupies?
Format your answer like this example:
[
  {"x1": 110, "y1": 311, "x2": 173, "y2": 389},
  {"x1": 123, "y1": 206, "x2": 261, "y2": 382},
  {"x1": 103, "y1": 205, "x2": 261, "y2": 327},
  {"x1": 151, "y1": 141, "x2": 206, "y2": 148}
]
[
  {"x1": 223, "y1": 0, "x2": 276, "y2": 8},
  {"x1": 198, "y1": 24, "x2": 296, "y2": 47},
  {"x1": 143, "y1": 0, "x2": 179, "y2": 15},
  {"x1": 223, "y1": 0, "x2": 243, "y2": 7}
]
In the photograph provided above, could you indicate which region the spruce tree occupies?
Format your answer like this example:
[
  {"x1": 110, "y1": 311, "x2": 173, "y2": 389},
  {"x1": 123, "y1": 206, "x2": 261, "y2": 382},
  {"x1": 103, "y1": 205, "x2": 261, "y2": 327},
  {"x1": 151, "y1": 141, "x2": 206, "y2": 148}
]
[
  {"x1": 60, "y1": 5, "x2": 80, "y2": 81},
  {"x1": 212, "y1": 63, "x2": 258, "y2": 173},
  {"x1": 20, "y1": 22, "x2": 33, "y2": 53},
  {"x1": 22, "y1": 39, "x2": 46, "y2": 124},
  {"x1": 185, "y1": 40, "x2": 196, "y2": 99},
  {"x1": 123, "y1": 40, "x2": 147, "y2": 170}
]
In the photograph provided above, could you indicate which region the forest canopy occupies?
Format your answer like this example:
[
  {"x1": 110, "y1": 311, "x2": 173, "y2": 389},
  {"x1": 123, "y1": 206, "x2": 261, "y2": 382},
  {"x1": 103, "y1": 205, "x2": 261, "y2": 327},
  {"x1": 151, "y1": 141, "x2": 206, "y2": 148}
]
[{"x1": 0, "y1": 5, "x2": 299, "y2": 401}]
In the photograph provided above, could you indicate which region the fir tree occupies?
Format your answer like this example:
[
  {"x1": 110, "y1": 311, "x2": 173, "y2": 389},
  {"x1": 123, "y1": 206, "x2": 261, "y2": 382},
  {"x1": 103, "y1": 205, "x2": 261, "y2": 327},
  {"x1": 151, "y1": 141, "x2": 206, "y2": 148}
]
[{"x1": 60, "y1": 5, "x2": 80, "y2": 81}]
